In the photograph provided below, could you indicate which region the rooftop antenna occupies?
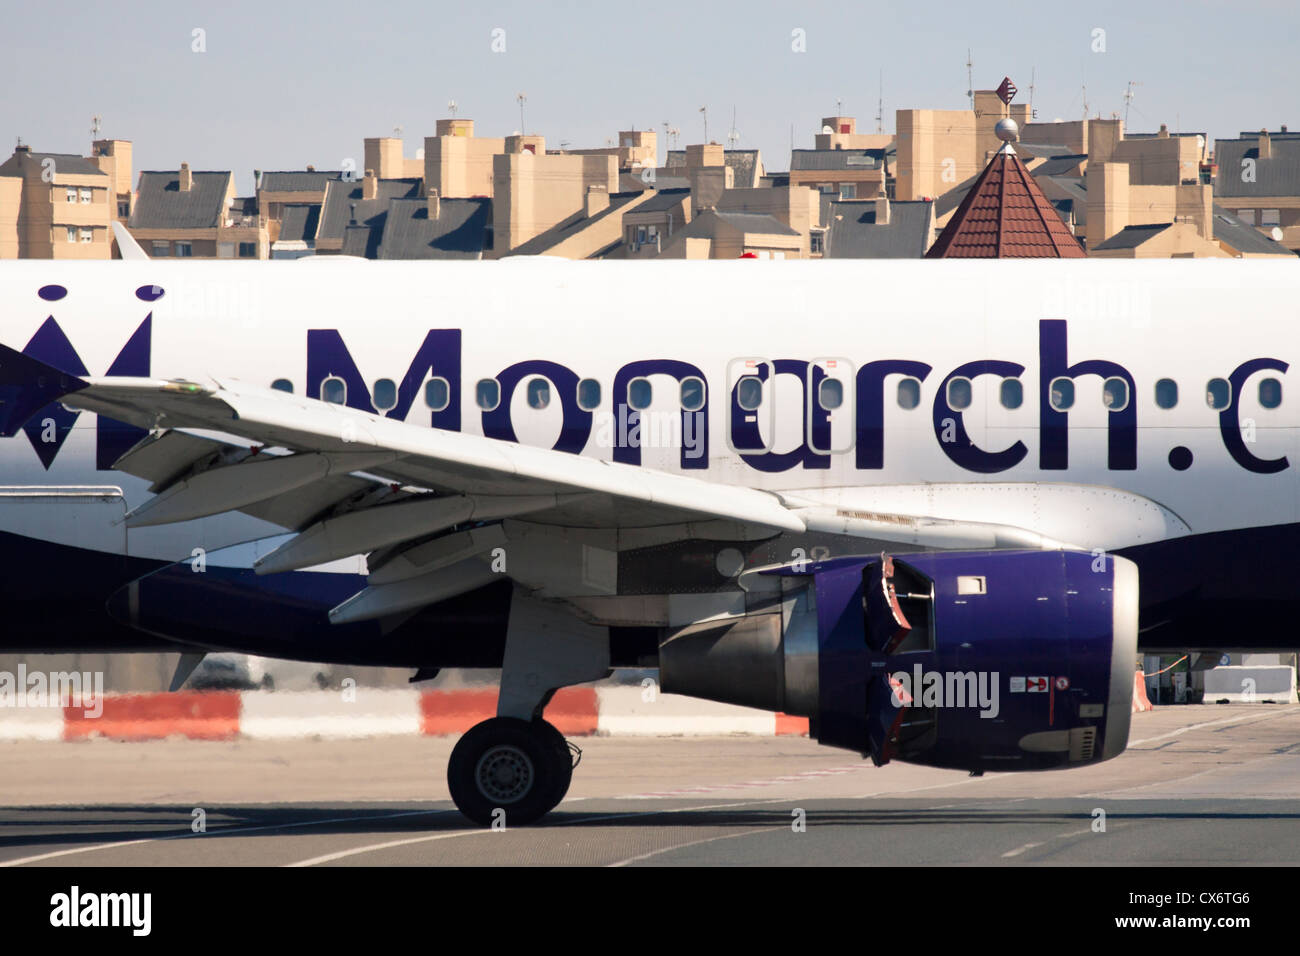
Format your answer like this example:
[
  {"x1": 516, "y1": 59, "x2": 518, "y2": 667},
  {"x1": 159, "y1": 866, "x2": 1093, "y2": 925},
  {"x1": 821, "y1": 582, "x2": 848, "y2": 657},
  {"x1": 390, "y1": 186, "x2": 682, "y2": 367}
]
[
  {"x1": 1028, "y1": 67, "x2": 1036, "y2": 120},
  {"x1": 516, "y1": 93, "x2": 527, "y2": 135},
  {"x1": 727, "y1": 106, "x2": 739, "y2": 148},
  {"x1": 447, "y1": 99, "x2": 458, "y2": 118},
  {"x1": 667, "y1": 125, "x2": 680, "y2": 150},
  {"x1": 876, "y1": 71, "x2": 884, "y2": 133},
  {"x1": 699, "y1": 106, "x2": 708, "y2": 144},
  {"x1": 1122, "y1": 80, "x2": 1140, "y2": 128},
  {"x1": 836, "y1": 97, "x2": 843, "y2": 116},
  {"x1": 1081, "y1": 81, "x2": 1089, "y2": 121},
  {"x1": 393, "y1": 124, "x2": 403, "y2": 139},
  {"x1": 966, "y1": 48, "x2": 974, "y2": 110},
  {"x1": 90, "y1": 114, "x2": 101, "y2": 140}
]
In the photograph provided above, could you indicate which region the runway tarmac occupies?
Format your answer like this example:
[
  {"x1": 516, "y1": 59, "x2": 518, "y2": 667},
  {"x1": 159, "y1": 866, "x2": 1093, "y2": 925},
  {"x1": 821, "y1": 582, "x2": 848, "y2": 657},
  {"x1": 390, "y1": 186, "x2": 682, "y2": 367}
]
[{"x1": 1, "y1": 704, "x2": 1296, "y2": 866}]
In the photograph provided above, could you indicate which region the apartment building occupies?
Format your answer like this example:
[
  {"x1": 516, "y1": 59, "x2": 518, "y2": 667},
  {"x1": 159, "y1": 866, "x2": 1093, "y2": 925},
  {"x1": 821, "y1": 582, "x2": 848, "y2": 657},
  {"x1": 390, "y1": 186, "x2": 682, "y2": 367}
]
[{"x1": 0, "y1": 144, "x2": 117, "y2": 258}]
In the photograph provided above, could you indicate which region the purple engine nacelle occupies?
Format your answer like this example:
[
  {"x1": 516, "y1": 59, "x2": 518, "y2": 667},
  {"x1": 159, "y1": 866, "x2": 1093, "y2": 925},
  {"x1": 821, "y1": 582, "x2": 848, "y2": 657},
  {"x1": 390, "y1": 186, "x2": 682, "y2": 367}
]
[{"x1": 658, "y1": 549, "x2": 1139, "y2": 773}]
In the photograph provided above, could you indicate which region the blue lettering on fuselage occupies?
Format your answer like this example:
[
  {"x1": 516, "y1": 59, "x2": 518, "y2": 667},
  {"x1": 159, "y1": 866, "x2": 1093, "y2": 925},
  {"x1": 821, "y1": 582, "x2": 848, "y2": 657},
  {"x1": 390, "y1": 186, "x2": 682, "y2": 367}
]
[{"x1": 8, "y1": 294, "x2": 1291, "y2": 477}]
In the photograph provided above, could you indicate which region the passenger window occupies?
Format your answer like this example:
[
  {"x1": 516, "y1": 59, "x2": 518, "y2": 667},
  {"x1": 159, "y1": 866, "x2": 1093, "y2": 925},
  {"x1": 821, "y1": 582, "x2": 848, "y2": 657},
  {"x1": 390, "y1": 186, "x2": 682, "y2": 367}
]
[
  {"x1": 1259, "y1": 378, "x2": 1283, "y2": 409},
  {"x1": 1206, "y1": 378, "x2": 1231, "y2": 410},
  {"x1": 680, "y1": 376, "x2": 706, "y2": 411},
  {"x1": 1000, "y1": 379, "x2": 1023, "y2": 409},
  {"x1": 1049, "y1": 377, "x2": 1075, "y2": 410},
  {"x1": 577, "y1": 378, "x2": 601, "y2": 411},
  {"x1": 476, "y1": 378, "x2": 500, "y2": 411},
  {"x1": 373, "y1": 378, "x2": 397, "y2": 412},
  {"x1": 946, "y1": 377, "x2": 972, "y2": 410},
  {"x1": 736, "y1": 376, "x2": 763, "y2": 411},
  {"x1": 1155, "y1": 378, "x2": 1178, "y2": 409},
  {"x1": 424, "y1": 377, "x2": 450, "y2": 411},
  {"x1": 526, "y1": 377, "x2": 550, "y2": 410},
  {"x1": 818, "y1": 378, "x2": 844, "y2": 411},
  {"x1": 1102, "y1": 377, "x2": 1129, "y2": 411},
  {"x1": 321, "y1": 376, "x2": 346, "y2": 405},
  {"x1": 271, "y1": 379, "x2": 293, "y2": 394},
  {"x1": 896, "y1": 378, "x2": 921, "y2": 410},
  {"x1": 628, "y1": 377, "x2": 653, "y2": 411}
]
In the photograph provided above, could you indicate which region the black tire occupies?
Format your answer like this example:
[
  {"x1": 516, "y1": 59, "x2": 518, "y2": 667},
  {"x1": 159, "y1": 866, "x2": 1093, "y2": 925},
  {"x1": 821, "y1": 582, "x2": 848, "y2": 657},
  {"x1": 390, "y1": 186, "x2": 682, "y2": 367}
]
[
  {"x1": 533, "y1": 719, "x2": 574, "y2": 813},
  {"x1": 447, "y1": 717, "x2": 570, "y2": 826}
]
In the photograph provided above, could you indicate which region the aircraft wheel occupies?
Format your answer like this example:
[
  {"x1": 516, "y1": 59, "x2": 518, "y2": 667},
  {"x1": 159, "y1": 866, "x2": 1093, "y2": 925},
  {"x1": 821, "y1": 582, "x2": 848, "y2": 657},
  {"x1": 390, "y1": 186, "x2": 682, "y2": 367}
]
[{"x1": 447, "y1": 717, "x2": 571, "y2": 826}]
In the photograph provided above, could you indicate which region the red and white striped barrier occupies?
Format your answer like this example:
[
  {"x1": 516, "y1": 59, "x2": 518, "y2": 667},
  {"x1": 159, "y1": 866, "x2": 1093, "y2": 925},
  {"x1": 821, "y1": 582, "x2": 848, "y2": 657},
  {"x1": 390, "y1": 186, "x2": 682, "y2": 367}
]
[
  {"x1": 0, "y1": 686, "x2": 810, "y2": 742},
  {"x1": 1132, "y1": 671, "x2": 1155, "y2": 712}
]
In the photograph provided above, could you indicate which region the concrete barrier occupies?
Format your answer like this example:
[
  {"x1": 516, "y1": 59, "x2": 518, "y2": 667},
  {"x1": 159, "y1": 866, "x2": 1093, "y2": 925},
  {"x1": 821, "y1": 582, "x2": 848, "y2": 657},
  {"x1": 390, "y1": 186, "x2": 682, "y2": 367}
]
[
  {"x1": 1203, "y1": 665, "x2": 1298, "y2": 703},
  {"x1": 0, "y1": 687, "x2": 810, "y2": 741},
  {"x1": 1132, "y1": 671, "x2": 1155, "y2": 712}
]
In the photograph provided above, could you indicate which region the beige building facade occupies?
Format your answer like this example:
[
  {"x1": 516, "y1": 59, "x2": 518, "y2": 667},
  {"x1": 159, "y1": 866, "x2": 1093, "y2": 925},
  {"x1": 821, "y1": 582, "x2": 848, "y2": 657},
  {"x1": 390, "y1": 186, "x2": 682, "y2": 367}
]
[{"x1": 0, "y1": 145, "x2": 118, "y2": 259}]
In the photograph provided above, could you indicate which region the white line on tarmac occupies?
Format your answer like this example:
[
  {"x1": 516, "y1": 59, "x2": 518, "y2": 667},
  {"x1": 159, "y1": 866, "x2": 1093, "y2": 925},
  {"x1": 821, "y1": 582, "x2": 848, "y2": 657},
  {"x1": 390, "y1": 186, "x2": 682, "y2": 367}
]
[
  {"x1": 1126, "y1": 710, "x2": 1292, "y2": 748},
  {"x1": 0, "y1": 809, "x2": 450, "y2": 867},
  {"x1": 285, "y1": 797, "x2": 799, "y2": 867},
  {"x1": 608, "y1": 827, "x2": 789, "y2": 867}
]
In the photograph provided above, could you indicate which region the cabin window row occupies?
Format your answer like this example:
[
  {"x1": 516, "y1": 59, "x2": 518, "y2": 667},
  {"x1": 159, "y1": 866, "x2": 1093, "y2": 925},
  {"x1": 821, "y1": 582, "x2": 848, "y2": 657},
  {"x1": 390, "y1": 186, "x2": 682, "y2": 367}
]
[{"x1": 275, "y1": 374, "x2": 1284, "y2": 414}]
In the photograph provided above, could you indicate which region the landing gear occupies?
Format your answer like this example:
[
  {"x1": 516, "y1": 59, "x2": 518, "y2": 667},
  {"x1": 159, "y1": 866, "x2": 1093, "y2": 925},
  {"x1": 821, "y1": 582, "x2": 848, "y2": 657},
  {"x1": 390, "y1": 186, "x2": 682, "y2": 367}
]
[{"x1": 447, "y1": 717, "x2": 576, "y2": 826}]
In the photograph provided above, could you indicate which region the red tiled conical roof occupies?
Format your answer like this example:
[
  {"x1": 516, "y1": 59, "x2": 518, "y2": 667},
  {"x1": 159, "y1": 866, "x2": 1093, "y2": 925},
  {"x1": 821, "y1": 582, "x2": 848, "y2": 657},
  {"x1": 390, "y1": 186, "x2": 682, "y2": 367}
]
[{"x1": 925, "y1": 144, "x2": 1085, "y2": 258}]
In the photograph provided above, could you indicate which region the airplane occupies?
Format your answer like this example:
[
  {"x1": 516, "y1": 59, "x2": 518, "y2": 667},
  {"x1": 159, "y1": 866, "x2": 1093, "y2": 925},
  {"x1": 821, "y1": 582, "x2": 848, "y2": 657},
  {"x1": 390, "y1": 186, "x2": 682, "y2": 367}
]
[{"x1": 0, "y1": 253, "x2": 1296, "y2": 825}]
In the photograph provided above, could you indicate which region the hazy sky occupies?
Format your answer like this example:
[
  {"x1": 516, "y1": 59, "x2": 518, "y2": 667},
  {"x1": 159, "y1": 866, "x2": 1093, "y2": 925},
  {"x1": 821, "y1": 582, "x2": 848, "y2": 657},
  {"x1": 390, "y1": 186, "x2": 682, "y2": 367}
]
[{"x1": 5, "y1": 0, "x2": 1295, "y2": 194}]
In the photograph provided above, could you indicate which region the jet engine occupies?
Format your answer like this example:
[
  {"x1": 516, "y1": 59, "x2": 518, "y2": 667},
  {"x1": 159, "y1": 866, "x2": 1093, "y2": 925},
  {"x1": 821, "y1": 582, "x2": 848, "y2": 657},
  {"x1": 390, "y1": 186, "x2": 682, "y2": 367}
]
[{"x1": 658, "y1": 550, "x2": 1138, "y2": 772}]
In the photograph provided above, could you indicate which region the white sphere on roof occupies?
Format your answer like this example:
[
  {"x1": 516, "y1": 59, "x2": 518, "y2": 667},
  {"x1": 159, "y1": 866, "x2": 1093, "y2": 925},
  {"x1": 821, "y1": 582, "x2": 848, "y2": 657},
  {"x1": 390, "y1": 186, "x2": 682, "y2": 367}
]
[{"x1": 995, "y1": 118, "x2": 1019, "y2": 143}]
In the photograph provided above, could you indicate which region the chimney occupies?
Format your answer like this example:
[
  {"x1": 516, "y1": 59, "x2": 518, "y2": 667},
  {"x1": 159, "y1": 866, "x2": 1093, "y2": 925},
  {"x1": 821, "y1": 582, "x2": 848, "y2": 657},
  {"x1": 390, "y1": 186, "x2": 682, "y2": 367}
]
[
  {"x1": 874, "y1": 195, "x2": 890, "y2": 226},
  {"x1": 427, "y1": 188, "x2": 440, "y2": 219},
  {"x1": 1258, "y1": 129, "x2": 1272, "y2": 160},
  {"x1": 362, "y1": 168, "x2": 377, "y2": 200},
  {"x1": 1158, "y1": 123, "x2": 1169, "y2": 139},
  {"x1": 585, "y1": 185, "x2": 608, "y2": 217},
  {"x1": 348, "y1": 202, "x2": 357, "y2": 226},
  {"x1": 179, "y1": 162, "x2": 193, "y2": 191}
]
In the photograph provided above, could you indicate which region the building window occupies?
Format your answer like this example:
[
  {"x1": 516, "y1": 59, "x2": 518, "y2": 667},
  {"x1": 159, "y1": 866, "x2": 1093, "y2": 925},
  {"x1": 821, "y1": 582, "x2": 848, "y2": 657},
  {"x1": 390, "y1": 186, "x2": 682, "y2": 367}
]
[
  {"x1": 1260, "y1": 378, "x2": 1283, "y2": 409},
  {"x1": 118, "y1": 200, "x2": 130, "y2": 218},
  {"x1": 425, "y1": 377, "x2": 450, "y2": 411},
  {"x1": 320, "y1": 376, "x2": 347, "y2": 404},
  {"x1": 218, "y1": 242, "x2": 235, "y2": 259},
  {"x1": 151, "y1": 241, "x2": 170, "y2": 257},
  {"x1": 839, "y1": 184, "x2": 857, "y2": 199},
  {"x1": 1000, "y1": 378, "x2": 1023, "y2": 409},
  {"x1": 526, "y1": 377, "x2": 550, "y2": 410},
  {"x1": 372, "y1": 378, "x2": 397, "y2": 412},
  {"x1": 897, "y1": 378, "x2": 921, "y2": 409},
  {"x1": 946, "y1": 377, "x2": 972, "y2": 410},
  {"x1": 1206, "y1": 378, "x2": 1231, "y2": 410},
  {"x1": 271, "y1": 379, "x2": 294, "y2": 394},
  {"x1": 1262, "y1": 209, "x2": 1281, "y2": 227},
  {"x1": 810, "y1": 231, "x2": 825, "y2": 255},
  {"x1": 174, "y1": 241, "x2": 193, "y2": 257},
  {"x1": 65, "y1": 188, "x2": 77, "y2": 203},
  {"x1": 476, "y1": 379, "x2": 500, "y2": 411},
  {"x1": 1155, "y1": 378, "x2": 1178, "y2": 409},
  {"x1": 819, "y1": 184, "x2": 835, "y2": 194},
  {"x1": 1237, "y1": 209, "x2": 1256, "y2": 225},
  {"x1": 736, "y1": 376, "x2": 762, "y2": 411},
  {"x1": 628, "y1": 377, "x2": 653, "y2": 410},
  {"x1": 79, "y1": 187, "x2": 92, "y2": 204},
  {"x1": 66, "y1": 227, "x2": 77, "y2": 243},
  {"x1": 79, "y1": 228, "x2": 92, "y2": 243},
  {"x1": 1049, "y1": 377, "x2": 1075, "y2": 410},
  {"x1": 238, "y1": 242, "x2": 257, "y2": 258},
  {"x1": 577, "y1": 378, "x2": 601, "y2": 410},
  {"x1": 680, "y1": 376, "x2": 706, "y2": 411},
  {"x1": 1102, "y1": 377, "x2": 1129, "y2": 411}
]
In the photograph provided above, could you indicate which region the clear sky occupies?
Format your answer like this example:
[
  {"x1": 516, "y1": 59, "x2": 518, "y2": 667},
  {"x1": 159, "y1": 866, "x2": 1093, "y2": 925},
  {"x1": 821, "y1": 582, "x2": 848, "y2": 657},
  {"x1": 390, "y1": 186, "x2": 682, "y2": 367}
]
[{"x1": 5, "y1": 0, "x2": 1295, "y2": 194}]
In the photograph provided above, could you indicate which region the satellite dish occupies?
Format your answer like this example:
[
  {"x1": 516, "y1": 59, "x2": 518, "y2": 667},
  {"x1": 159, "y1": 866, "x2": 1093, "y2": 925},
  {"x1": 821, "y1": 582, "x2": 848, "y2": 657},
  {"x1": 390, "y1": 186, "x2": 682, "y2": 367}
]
[
  {"x1": 821, "y1": 125, "x2": 834, "y2": 134},
  {"x1": 1272, "y1": 227, "x2": 1284, "y2": 242}
]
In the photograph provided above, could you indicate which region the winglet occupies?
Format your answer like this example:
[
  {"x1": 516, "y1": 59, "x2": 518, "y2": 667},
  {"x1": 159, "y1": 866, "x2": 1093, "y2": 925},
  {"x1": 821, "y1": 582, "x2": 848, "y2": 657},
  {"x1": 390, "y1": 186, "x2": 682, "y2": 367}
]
[
  {"x1": 0, "y1": 344, "x2": 90, "y2": 437},
  {"x1": 112, "y1": 221, "x2": 150, "y2": 261}
]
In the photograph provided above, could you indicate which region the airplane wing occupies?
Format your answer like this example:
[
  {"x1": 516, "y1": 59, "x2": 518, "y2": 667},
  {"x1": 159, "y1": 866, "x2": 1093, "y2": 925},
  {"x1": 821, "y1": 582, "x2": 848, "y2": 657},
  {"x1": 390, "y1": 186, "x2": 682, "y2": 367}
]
[{"x1": 0, "y1": 346, "x2": 803, "y2": 584}]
